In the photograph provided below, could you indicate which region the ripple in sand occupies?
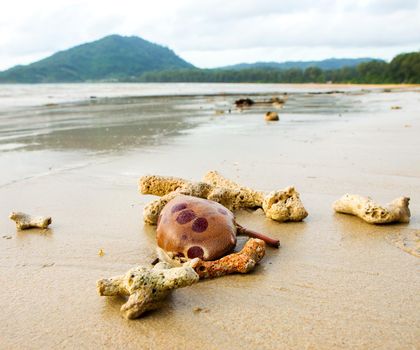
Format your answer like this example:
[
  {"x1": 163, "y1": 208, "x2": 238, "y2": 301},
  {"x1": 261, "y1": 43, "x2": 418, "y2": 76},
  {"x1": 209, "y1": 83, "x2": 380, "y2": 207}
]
[{"x1": 385, "y1": 229, "x2": 420, "y2": 257}]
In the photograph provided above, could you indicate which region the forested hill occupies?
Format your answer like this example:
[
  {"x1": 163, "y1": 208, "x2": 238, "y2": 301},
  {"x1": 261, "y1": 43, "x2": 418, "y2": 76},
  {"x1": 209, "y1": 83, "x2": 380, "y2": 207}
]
[
  {"x1": 221, "y1": 58, "x2": 379, "y2": 71},
  {"x1": 0, "y1": 34, "x2": 419, "y2": 84},
  {"x1": 0, "y1": 35, "x2": 194, "y2": 83},
  {"x1": 138, "y1": 52, "x2": 420, "y2": 84}
]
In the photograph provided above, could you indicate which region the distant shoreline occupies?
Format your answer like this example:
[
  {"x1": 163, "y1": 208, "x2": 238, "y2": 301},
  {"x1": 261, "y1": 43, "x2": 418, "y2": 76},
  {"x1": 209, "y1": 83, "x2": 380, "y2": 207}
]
[
  {"x1": 1, "y1": 82, "x2": 419, "y2": 87},
  {"x1": 1, "y1": 82, "x2": 419, "y2": 110}
]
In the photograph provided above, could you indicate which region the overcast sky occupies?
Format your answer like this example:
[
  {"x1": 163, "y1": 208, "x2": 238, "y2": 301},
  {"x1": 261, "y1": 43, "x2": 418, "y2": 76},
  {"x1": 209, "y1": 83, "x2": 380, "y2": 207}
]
[{"x1": 0, "y1": 0, "x2": 419, "y2": 70}]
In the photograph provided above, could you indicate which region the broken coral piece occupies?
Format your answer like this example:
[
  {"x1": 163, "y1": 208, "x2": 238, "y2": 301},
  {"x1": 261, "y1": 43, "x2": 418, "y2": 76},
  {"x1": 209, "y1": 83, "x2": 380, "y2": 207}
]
[
  {"x1": 333, "y1": 194, "x2": 410, "y2": 224},
  {"x1": 157, "y1": 238, "x2": 266, "y2": 279},
  {"x1": 9, "y1": 211, "x2": 52, "y2": 230},
  {"x1": 192, "y1": 238, "x2": 266, "y2": 279},
  {"x1": 97, "y1": 262, "x2": 199, "y2": 319},
  {"x1": 262, "y1": 187, "x2": 308, "y2": 222},
  {"x1": 156, "y1": 194, "x2": 278, "y2": 261},
  {"x1": 203, "y1": 170, "x2": 264, "y2": 208},
  {"x1": 140, "y1": 175, "x2": 260, "y2": 224},
  {"x1": 139, "y1": 171, "x2": 307, "y2": 224},
  {"x1": 140, "y1": 175, "x2": 190, "y2": 197},
  {"x1": 204, "y1": 171, "x2": 307, "y2": 222},
  {"x1": 140, "y1": 172, "x2": 263, "y2": 210}
]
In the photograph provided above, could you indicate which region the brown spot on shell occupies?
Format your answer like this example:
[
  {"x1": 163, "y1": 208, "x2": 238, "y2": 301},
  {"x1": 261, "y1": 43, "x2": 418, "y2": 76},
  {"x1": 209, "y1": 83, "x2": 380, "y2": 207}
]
[
  {"x1": 187, "y1": 246, "x2": 204, "y2": 259},
  {"x1": 192, "y1": 217, "x2": 208, "y2": 232},
  {"x1": 176, "y1": 209, "x2": 196, "y2": 224}
]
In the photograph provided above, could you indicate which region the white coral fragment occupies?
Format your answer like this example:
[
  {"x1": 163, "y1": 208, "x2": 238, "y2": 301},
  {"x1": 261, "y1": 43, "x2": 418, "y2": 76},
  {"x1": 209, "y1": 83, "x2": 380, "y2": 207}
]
[
  {"x1": 9, "y1": 211, "x2": 52, "y2": 230},
  {"x1": 262, "y1": 187, "x2": 308, "y2": 222},
  {"x1": 333, "y1": 194, "x2": 410, "y2": 224},
  {"x1": 97, "y1": 262, "x2": 199, "y2": 319},
  {"x1": 139, "y1": 171, "x2": 308, "y2": 224}
]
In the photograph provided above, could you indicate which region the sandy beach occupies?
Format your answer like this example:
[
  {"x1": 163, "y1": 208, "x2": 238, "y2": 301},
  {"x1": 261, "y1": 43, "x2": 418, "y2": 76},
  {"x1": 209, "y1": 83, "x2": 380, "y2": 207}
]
[{"x1": 0, "y1": 83, "x2": 419, "y2": 349}]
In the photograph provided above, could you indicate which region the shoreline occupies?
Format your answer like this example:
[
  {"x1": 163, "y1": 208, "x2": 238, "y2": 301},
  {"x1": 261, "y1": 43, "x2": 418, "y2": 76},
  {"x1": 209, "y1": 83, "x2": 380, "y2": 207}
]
[{"x1": 1, "y1": 82, "x2": 419, "y2": 112}]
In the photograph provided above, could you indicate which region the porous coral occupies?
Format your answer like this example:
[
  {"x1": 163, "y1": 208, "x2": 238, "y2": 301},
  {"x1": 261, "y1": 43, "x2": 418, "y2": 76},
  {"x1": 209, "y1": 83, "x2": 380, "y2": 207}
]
[
  {"x1": 9, "y1": 212, "x2": 52, "y2": 230},
  {"x1": 333, "y1": 194, "x2": 410, "y2": 224},
  {"x1": 191, "y1": 238, "x2": 266, "y2": 279},
  {"x1": 139, "y1": 171, "x2": 308, "y2": 224},
  {"x1": 97, "y1": 262, "x2": 199, "y2": 319}
]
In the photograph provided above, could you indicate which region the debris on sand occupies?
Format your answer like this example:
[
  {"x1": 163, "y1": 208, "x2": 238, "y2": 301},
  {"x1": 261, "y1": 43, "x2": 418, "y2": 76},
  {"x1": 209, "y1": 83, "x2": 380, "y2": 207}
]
[
  {"x1": 193, "y1": 307, "x2": 210, "y2": 313},
  {"x1": 139, "y1": 171, "x2": 308, "y2": 224},
  {"x1": 97, "y1": 262, "x2": 199, "y2": 319},
  {"x1": 308, "y1": 90, "x2": 345, "y2": 95},
  {"x1": 265, "y1": 111, "x2": 279, "y2": 121},
  {"x1": 235, "y1": 97, "x2": 287, "y2": 109},
  {"x1": 9, "y1": 212, "x2": 52, "y2": 230},
  {"x1": 191, "y1": 238, "x2": 266, "y2": 279},
  {"x1": 333, "y1": 194, "x2": 410, "y2": 224},
  {"x1": 235, "y1": 98, "x2": 254, "y2": 107},
  {"x1": 270, "y1": 97, "x2": 286, "y2": 108}
]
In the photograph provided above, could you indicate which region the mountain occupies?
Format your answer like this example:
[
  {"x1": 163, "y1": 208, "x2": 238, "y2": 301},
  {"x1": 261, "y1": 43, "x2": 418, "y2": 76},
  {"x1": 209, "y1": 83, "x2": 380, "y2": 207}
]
[
  {"x1": 220, "y1": 58, "x2": 382, "y2": 71},
  {"x1": 0, "y1": 35, "x2": 194, "y2": 83}
]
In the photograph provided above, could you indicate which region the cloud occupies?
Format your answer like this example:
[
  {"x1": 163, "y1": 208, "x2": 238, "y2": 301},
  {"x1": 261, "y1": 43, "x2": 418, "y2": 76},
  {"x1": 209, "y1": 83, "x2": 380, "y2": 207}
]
[{"x1": 0, "y1": 0, "x2": 419, "y2": 70}]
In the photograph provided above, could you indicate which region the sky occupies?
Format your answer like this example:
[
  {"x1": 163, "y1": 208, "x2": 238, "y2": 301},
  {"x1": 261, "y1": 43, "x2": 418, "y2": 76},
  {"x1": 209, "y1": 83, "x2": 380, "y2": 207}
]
[{"x1": 0, "y1": 0, "x2": 419, "y2": 70}]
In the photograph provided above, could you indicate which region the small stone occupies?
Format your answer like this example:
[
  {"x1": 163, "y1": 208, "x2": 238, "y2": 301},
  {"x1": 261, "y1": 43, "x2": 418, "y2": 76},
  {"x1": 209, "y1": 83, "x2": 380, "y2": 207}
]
[
  {"x1": 264, "y1": 111, "x2": 279, "y2": 121},
  {"x1": 235, "y1": 98, "x2": 254, "y2": 107}
]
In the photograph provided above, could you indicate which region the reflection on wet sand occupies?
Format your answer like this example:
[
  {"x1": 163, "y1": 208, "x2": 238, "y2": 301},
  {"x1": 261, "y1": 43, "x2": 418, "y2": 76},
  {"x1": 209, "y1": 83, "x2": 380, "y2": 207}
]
[
  {"x1": 0, "y1": 91, "x2": 365, "y2": 153},
  {"x1": 0, "y1": 95, "x2": 204, "y2": 152}
]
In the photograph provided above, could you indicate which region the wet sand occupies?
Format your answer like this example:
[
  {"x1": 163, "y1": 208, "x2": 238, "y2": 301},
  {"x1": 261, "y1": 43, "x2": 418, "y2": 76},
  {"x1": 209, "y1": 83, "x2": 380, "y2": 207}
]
[{"x1": 0, "y1": 84, "x2": 419, "y2": 349}]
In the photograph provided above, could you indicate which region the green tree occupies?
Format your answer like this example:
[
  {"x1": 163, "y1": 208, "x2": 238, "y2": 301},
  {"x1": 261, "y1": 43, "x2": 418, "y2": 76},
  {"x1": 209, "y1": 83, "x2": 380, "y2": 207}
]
[
  {"x1": 388, "y1": 52, "x2": 420, "y2": 83},
  {"x1": 356, "y1": 61, "x2": 389, "y2": 83},
  {"x1": 303, "y1": 67, "x2": 325, "y2": 82}
]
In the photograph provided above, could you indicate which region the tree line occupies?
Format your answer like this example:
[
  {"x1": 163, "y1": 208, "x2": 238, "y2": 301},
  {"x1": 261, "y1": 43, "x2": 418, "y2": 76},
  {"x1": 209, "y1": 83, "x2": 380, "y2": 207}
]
[{"x1": 136, "y1": 52, "x2": 420, "y2": 84}]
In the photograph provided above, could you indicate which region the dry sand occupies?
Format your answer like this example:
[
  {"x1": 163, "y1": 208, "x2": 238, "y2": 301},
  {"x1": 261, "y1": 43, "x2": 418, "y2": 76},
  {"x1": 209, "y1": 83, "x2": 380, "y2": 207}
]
[{"x1": 0, "y1": 84, "x2": 419, "y2": 349}]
